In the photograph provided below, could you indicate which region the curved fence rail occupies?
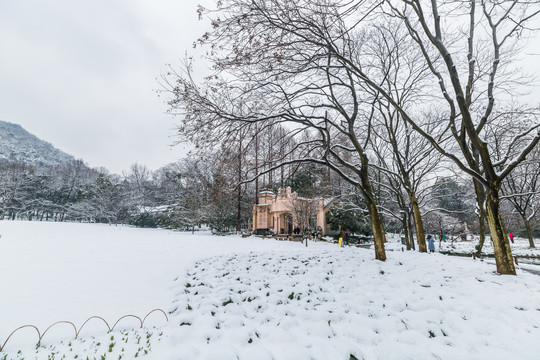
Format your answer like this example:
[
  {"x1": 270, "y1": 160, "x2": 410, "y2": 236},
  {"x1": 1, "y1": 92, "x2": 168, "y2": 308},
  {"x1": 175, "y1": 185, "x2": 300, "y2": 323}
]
[{"x1": 0, "y1": 308, "x2": 168, "y2": 352}]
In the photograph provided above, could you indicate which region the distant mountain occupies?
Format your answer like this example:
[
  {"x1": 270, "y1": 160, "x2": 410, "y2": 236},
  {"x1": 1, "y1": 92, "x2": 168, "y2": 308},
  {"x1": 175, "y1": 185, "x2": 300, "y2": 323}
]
[{"x1": 0, "y1": 120, "x2": 75, "y2": 166}]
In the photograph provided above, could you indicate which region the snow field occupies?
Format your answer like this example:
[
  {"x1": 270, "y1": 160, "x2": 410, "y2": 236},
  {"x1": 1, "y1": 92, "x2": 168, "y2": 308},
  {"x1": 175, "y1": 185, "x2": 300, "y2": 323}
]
[
  {"x1": 2, "y1": 222, "x2": 540, "y2": 359},
  {"x1": 0, "y1": 221, "x2": 303, "y2": 354},
  {"x1": 164, "y1": 248, "x2": 540, "y2": 360}
]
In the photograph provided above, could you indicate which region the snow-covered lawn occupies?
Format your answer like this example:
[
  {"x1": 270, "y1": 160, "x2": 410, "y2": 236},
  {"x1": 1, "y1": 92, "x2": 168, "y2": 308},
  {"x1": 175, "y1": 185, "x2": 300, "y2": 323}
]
[
  {"x1": 0, "y1": 221, "x2": 301, "y2": 355},
  {"x1": 439, "y1": 235, "x2": 540, "y2": 260},
  {"x1": 1, "y1": 222, "x2": 540, "y2": 360}
]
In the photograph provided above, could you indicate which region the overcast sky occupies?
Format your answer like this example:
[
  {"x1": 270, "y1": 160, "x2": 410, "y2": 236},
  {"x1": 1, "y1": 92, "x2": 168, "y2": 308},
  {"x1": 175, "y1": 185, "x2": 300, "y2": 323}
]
[
  {"x1": 0, "y1": 0, "x2": 210, "y2": 174},
  {"x1": 0, "y1": 2, "x2": 538, "y2": 175}
]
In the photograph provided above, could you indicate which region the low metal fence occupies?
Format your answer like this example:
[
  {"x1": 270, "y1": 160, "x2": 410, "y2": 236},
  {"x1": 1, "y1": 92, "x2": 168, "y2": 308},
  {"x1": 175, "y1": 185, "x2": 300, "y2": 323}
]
[{"x1": 0, "y1": 308, "x2": 168, "y2": 352}]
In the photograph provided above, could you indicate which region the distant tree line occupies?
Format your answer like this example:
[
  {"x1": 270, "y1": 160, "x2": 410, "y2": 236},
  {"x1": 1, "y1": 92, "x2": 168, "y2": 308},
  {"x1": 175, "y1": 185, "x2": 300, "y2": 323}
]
[
  {"x1": 0, "y1": 147, "x2": 362, "y2": 233},
  {"x1": 1, "y1": 143, "x2": 538, "y2": 246}
]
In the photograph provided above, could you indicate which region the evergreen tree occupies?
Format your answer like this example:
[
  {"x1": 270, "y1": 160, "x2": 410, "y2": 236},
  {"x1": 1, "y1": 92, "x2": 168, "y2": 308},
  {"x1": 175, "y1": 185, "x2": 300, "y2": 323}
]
[{"x1": 326, "y1": 204, "x2": 372, "y2": 236}]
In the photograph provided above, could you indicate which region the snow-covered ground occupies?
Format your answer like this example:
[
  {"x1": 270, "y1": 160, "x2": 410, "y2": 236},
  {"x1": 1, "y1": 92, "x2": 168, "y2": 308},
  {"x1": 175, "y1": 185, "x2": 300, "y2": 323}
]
[
  {"x1": 438, "y1": 234, "x2": 540, "y2": 260},
  {"x1": 0, "y1": 221, "x2": 302, "y2": 355},
  {"x1": 1, "y1": 222, "x2": 540, "y2": 360}
]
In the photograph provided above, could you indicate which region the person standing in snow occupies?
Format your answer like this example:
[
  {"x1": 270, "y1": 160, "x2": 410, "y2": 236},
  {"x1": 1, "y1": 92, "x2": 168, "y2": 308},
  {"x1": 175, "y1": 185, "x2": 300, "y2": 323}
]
[
  {"x1": 344, "y1": 231, "x2": 350, "y2": 246},
  {"x1": 427, "y1": 235, "x2": 435, "y2": 253},
  {"x1": 509, "y1": 232, "x2": 514, "y2": 244}
]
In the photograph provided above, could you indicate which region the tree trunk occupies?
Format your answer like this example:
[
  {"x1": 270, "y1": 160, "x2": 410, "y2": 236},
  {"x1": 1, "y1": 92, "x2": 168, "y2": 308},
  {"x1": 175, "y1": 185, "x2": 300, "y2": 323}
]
[
  {"x1": 366, "y1": 198, "x2": 386, "y2": 261},
  {"x1": 236, "y1": 143, "x2": 242, "y2": 233},
  {"x1": 523, "y1": 216, "x2": 535, "y2": 248},
  {"x1": 408, "y1": 210, "x2": 415, "y2": 250},
  {"x1": 473, "y1": 179, "x2": 487, "y2": 255},
  {"x1": 402, "y1": 214, "x2": 412, "y2": 250},
  {"x1": 358, "y1": 157, "x2": 386, "y2": 261},
  {"x1": 475, "y1": 211, "x2": 487, "y2": 254},
  {"x1": 409, "y1": 194, "x2": 427, "y2": 252},
  {"x1": 485, "y1": 186, "x2": 516, "y2": 275},
  {"x1": 255, "y1": 129, "x2": 259, "y2": 205}
]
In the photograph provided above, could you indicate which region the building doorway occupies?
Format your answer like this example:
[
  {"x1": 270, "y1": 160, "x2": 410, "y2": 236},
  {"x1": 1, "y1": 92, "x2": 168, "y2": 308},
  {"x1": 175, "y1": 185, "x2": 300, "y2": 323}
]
[{"x1": 283, "y1": 213, "x2": 293, "y2": 234}]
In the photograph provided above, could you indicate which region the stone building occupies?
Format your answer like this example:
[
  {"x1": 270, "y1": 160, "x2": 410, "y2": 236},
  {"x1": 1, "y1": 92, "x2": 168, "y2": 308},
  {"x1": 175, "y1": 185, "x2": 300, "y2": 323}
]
[{"x1": 252, "y1": 187, "x2": 332, "y2": 236}]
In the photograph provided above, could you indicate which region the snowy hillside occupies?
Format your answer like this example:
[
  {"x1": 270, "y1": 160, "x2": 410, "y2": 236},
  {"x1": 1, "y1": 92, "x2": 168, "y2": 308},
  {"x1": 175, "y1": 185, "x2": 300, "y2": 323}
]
[{"x1": 0, "y1": 120, "x2": 74, "y2": 166}]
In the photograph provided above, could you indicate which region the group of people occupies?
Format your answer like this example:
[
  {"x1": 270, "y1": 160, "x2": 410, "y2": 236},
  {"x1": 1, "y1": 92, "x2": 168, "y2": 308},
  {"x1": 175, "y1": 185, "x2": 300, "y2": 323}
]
[
  {"x1": 427, "y1": 233, "x2": 448, "y2": 253},
  {"x1": 427, "y1": 231, "x2": 516, "y2": 252},
  {"x1": 293, "y1": 225, "x2": 323, "y2": 239},
  {"x1": 339, "y1": 229, "x2": 351, "y2": 246}
]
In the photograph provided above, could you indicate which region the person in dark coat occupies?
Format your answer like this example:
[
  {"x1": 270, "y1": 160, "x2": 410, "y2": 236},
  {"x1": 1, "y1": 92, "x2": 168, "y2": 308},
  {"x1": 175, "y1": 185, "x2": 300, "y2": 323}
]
[
  {"x1": 344, "y1": 231, "x2": 350, "y2": 246},
  {"x1": 427, "y1": 235, "x2": 436, "y2": 253}
]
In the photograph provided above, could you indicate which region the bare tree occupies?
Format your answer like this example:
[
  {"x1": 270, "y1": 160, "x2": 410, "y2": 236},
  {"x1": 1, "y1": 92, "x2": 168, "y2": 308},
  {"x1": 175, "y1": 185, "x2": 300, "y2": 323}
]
[
  {"x1": 124, "y1": 163, "x2": 152, "y2": 210},
  {"x1": 287, "y1": 196, "x2": 321, "y2": 247},
  {"x1": 500, "y1": 144, "x2": 540, "y2": 248},
  {"x1": 372, "y1": 106, "x2": 445, "y2": 252},
  {"x1": 358, "y1": 0, "x2": 540, "y2": 274},
  {"x1": 162, "y1": 0, "x2": 393, "y2": 261},
  {"x1": 163, "y1": 0, "x2": 540, "y2": 272},
  {"x1": 0, "y1": 161, "x2": 34, "y2": 220}
]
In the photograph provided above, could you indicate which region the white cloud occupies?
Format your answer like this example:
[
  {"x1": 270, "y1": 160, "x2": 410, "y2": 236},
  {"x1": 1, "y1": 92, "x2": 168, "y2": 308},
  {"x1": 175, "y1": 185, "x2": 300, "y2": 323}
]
[{"x1": 0, "y1": 0, "x2": 209, "y2": 174}]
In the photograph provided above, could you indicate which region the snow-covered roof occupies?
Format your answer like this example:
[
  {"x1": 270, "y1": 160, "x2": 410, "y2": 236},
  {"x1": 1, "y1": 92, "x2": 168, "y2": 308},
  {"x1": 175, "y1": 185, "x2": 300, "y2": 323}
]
[{"x1": 324, "y1": 198, "x2": 335, "y2": 208}]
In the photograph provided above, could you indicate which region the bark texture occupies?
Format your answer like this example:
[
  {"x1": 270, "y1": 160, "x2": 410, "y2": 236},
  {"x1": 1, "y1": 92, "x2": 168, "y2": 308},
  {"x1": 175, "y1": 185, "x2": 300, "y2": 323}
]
[
  {"x1": 485, "y1": 187, "x2": 516, "y2": 275},
  {"x1": 474, "y1": 179, "x2": 487, "y2": 255},
  {"x1": 523, "y1": 217, "x2": 535, "y2": 248},
  {"x1": 368, "y1": 199, "x2": 387, "y2": 261},
  {"x1": 409, "y1": 194, "x2": 427, "y2": 252}
]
